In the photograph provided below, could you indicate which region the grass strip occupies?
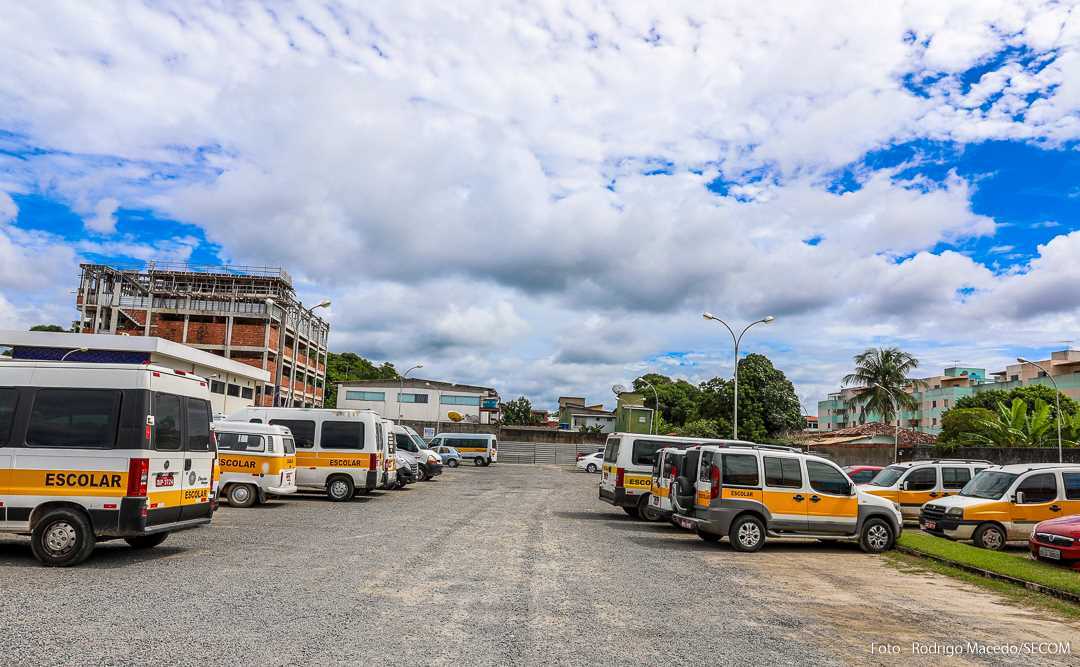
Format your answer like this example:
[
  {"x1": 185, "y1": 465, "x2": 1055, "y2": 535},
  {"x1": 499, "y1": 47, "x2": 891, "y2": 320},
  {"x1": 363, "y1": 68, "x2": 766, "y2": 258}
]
[{"x1": 896, "y1": 532, "x2": 1080, "y2": 600}]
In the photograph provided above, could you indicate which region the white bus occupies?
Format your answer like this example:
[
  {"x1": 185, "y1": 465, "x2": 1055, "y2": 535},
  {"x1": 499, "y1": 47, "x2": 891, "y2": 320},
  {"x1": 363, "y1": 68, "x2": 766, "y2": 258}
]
[
  {"x1": 228, "y1": 408, "x2": 382, "y2": 501},
  {"x1": 0, "y1": 361, "x2": 216, "y2": 566}
]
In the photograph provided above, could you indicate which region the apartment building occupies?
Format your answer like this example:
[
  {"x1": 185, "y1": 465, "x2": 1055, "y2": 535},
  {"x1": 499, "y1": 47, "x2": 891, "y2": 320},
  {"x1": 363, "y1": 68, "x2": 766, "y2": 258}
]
[
  {"x1": 336, "y1": 378, "x2": 501, "y2": 425},
  {"x1": 74, "y1": 262, "x2": 329, "y2": 408}
]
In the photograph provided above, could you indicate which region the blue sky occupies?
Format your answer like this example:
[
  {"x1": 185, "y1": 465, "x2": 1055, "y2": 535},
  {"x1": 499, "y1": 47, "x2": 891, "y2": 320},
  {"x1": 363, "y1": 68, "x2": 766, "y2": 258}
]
[{"x1": 1, "y1": 1, "x2": 1079, "y2": 410}]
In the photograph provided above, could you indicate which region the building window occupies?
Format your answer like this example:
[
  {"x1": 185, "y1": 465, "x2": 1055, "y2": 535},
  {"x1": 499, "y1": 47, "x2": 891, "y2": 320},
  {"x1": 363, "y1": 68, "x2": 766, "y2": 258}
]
[
  {"x1": 227, "y1": 384, "x2": 241, "y2": 397},
  {"x1": 932, "y1": 417, "x2": 938, "y2": 426},
  {"x1": 943, "y1": 399, "x2": 949, "y2": 408},
  {"x1": 1010, "y1": 374, "x2": 1019, "y2": 382},
  {"x1": 398, "y1": 393, "x2": 429, "y2": 404},
  {"x1": 210, "y1": 380, "x2": 226, "y2": 395},
  {"x1": 241, "y1": 386, "x2": 254, "y2": 400},
  {"x1": 931, "y1": 400, "x2": 937, "y2": 408},
  {"x1": 345, "y1": 390, "x2": 385, "y2": 401},
  {"x1": 440, "y1": 395, "x2": 481, "y2": 406}
]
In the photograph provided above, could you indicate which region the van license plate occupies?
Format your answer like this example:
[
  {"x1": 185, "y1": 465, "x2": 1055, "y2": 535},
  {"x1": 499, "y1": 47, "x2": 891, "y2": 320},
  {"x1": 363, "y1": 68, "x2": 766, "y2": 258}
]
[
  {"x1": 674, "y1": 516, "x2": 694, "y2": 530},
  {"x1": 921, "y1": 520, "x2": 936, "y2": 530},
  {"x1": 1039, "y1": 547, "x2": 1061, "y2": 560}
]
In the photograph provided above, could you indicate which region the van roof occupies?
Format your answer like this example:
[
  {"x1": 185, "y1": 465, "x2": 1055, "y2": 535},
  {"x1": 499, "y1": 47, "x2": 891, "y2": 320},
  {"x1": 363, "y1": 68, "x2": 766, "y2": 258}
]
[
  {"x1": 986, "y1": 463, "x2": 1080, "y2": 474},
  {"x1": 0, "y1": 360, "x2": 210, "y2": 390},
  {"x1": 212, "y1": 421, "x2": 292, "y2": 436},
  {"x1": 887, "y1": 459, "x2": 993, "y2": 468},
  {"x1": 608, "y1": 432, "x2": 758, "y2": 446},
  {"x1": 437, "y1": 432, "x2": 494, "y2": 439}
]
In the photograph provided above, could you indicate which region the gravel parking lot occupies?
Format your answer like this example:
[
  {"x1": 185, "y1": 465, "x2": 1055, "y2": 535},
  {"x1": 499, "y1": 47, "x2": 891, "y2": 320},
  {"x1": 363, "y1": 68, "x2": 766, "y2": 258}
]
[{"x1": 2, "y1": 464, "x2": 1078, "y2": 666}]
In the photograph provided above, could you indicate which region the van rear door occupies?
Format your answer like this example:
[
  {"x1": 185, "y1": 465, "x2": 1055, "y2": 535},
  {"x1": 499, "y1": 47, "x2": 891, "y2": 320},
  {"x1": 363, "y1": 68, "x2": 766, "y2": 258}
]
[
  {"x1": 180, "y1": 397, "x2": 214, "y2": 521},
  {"x1": 148, "y1": 393, "x2": 186, "y2": 525}
]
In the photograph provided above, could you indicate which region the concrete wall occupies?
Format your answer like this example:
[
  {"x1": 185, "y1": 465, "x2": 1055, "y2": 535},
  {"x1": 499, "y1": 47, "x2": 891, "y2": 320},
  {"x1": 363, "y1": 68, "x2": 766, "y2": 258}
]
[{"x1": 391, "y1": 420, "x2": 607, "y2": 445}]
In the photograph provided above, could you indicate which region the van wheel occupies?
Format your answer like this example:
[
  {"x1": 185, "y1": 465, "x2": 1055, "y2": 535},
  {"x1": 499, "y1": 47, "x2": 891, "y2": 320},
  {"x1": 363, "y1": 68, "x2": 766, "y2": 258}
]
[
  {"x1": 31, "y1": 509, "x2": 96, "y2": 567},
  {"x1": 227, "y1": 484, "x2": 257, "y2": 508},
  {"x1": 125, "y1": 533, "x2": 169, "y2": 550},
  {"x1": 973, "y1": 523, "x2": 1006, "y2": 551},
  {"x1": 473, "y1": 458, "x2": 482, "y2": 466},
  {"x1": 417, "y1": 466, "x2": 429, "y2": 482},
  {"x1": 483, "y1": 458, "x2": 492, "y2": 466},
  {"x1": 859, "y1": 518, "x2": 895, "y2": 554},
  {"x1": 326, "y1": 476, "x2": 355, "y2": 502},
  {"x1": 447, "y1": 459, "x2": 459, "y2": 468},
  {"x1": 622, "y1": 505, "x2": 640, "y2": 518},
  {"x1": 729, "y1": 515, "x2": 766, "y2": 553},
  {"x1": 639, "y1": 496, "x2": 662, "y2": 522}
]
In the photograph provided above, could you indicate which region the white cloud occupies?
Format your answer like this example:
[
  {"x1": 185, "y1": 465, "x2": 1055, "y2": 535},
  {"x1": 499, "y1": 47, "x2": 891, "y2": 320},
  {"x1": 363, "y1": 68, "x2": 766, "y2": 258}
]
[
  {"x1": 0, "y1": 191, "x2": 16, "y2": 224},
  {"x1": 84, "y1": 197, "x2": 119, "y2": 234}
]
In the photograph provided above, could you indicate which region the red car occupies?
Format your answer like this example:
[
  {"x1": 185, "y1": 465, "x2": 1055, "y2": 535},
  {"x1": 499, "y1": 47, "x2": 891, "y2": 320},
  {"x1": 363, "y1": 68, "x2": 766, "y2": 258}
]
[
  {"x1": 1029, "y1": 515, "x2": 1080, "y2": 570},
  {"x1": 843, "y1": 465, "x2": 883, "y2": 485}
]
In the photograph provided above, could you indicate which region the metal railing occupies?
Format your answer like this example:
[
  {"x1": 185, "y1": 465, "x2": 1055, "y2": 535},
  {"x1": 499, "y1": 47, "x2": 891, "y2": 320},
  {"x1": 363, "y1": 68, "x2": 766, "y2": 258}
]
[{"x1": 496, "y1": 441, "x2": 603, "y2": 464}]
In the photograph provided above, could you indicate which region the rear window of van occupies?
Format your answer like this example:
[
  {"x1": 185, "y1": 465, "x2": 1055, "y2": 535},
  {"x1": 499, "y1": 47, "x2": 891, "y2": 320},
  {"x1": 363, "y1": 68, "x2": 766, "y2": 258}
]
[{"x1": 603, "y1": 437, "x2": 619, "y2": 463}]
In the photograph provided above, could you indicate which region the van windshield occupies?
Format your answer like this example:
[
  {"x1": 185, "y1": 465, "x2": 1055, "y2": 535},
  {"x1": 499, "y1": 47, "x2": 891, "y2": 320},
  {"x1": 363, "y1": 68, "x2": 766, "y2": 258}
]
[
  {"x1": 960, "y1": 471, "x2": 1017, "y2": 500},
  {"x1": 869, "y1": 466, "x2": 905, "y2": 487},
  {"x1": 410, "y1": 434, "x2": 428, "y2": 450},
  {"x1": 283, "y1": 438, "x2": 296, "y2": 454}
]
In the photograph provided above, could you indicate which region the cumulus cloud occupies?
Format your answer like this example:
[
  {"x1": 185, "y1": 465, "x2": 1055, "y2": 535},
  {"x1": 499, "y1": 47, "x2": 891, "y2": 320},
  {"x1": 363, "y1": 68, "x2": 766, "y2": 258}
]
[
  {"x1": 0, "y1": 191, "x2": 16, "y2": 224},
  {"x1": 84, "y1": 197, "x2": 120, "y2": 234}
]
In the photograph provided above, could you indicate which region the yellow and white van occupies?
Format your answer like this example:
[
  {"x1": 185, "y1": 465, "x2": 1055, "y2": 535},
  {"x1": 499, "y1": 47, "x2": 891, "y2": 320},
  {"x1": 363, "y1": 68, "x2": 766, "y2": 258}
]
[
  {"x1": 600, "y1": 433, "x2": 747, "y2": 520},
  {"x1": 0, "y1": 361, "x2": 216, "y2": 566},
  {"x1": 672, "y1": 443, "x2": 902, "y2": 553},
  {"x1": 920, "y1": 463, "x2": 1080, "y2": 550},
  {"x1": 647, "y1": 446, "x2": 689, "y2": 522},
  {"x1": 861, "y1": 459, "x2": 992, "y2": 522},
  {"x1": 212, "y1": 422, "x2": 297, "y2": 507},
  {"x1": 430, "y1": 432, "x2": 496, "y2": 466},
  {"x1": 228, "y1": 408, "x2": 382, "y2": 501}
]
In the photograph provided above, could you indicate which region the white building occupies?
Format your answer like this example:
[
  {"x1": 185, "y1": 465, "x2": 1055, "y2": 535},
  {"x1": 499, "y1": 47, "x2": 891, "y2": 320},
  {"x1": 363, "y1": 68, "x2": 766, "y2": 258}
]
[
  {"x1": 0, "y1": 330, "x2": 270, "y2": 415},
  {"x1": 336, "y1": 378, "x2": 500, "y2": 424}
]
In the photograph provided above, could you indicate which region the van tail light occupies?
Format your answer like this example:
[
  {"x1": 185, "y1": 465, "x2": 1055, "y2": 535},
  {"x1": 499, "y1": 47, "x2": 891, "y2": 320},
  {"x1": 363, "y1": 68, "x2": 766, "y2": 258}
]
[
  {"x1": 671, "y1": 465, "x2": 678, "y2": 480},
  {"x1": 710, "y1": 464, "x2": 721, "y2": 500},
  {"x1": 615, "y1": 467, "x2": 625, "y2": 488},
  {"x1": 369, "y1": 453, "x2": 377, "y2": 470},
  {"x1": 127, "y1": 458, "x2": 149, "y2": 497}
]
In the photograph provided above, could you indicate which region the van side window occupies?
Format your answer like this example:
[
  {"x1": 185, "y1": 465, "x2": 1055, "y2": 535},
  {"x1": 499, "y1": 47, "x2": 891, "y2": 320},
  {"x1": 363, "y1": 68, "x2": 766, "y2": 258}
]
[
  {"x1": 905, "y1": 467, "x2": 937, "y2": 491},
  {"x1": 186, "y1": 399, "x2": 211, "y2": 451},
  {"x1": 763, "y1": 456, "x2": 802, "y2": 488},
  {"x1": 1063, "y1": 473, "x2": 1080, "y2": 500},
  {"x1": 698, "y1": 451, "x2": 713, "y2": 482},
  {"x1": 27, "y1": 389, "x2": 121, "y2": 449},
  {"x1": 941, "y1": 467, "x2": 970, "y2": 490},
  {"x1": 395, "y1": 433, "x2": 416, "y2": 452},
  {"x1": 632, "y1": 439, "x2": 671, "y2": 467},
  {"x1": 249, "y1": 418, "x2": 263, "y2": 424},
  {"x1": 806, "y1": 461, "x2": 850, "y2": 496},
  {"x1": 603, "y1": 438, "x2": 618, "y2": 463},
  {"x1": 269, "y1": 420, "x2": 315, "y2": 448},
  {"x1": 218, "y1": 433, "x2": 265, "y2": 452},
  {"x1": 1017, "y1": 473, "x2": 1057, "y2": 504},
  {"x1": 153, "y1": 394, "x2": 183, "y2": 451},
  {"x1": 282, "y1": 437, "x2": 296, "y2": 454},
  {"x1": 322, "y1": 421, "x2": 364, "y2": 450},
  {"x1": 0, "y1": 388, "x2": 17, "y2": 445},
  {"x1": 722, "y1": 454, "x2": 759, "y2": 487}
]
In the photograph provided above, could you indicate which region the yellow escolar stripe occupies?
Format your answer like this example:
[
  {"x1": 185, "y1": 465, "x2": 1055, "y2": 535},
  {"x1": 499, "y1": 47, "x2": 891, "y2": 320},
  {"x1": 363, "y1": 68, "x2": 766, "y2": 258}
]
[{"x1": 3, "y1": 469, "x2": 127, "y2": 497}]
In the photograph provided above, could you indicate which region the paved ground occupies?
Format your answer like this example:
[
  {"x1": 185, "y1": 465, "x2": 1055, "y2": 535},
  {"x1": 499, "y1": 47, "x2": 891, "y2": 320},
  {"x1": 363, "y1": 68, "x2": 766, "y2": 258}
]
[{"x1": 2, "y1": 465, "x2": 1078, "y2": 666}]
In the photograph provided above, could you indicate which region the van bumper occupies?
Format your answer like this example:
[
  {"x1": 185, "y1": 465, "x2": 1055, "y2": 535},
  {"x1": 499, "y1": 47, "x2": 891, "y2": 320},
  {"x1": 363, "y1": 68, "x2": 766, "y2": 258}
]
[
  {"x1": 424, "y1": 462, "x2": 444, "y2": 477},
  {"x1": 599, "y1": 486, "x2": 636, "y2": 508},
  {"x1": 265, "y1": 482, "x2": 297, "y2": 496},
  {"x1": 92, "y1": 497, "x2": 211, "y2": 538}
]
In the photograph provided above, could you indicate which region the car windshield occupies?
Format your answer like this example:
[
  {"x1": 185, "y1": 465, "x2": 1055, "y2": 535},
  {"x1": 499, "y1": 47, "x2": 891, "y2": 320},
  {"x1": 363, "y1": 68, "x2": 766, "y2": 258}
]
[
  {"x1": 868, "y1": 466, "x2": 905, "y2": 487},
  {"x1": 410, "y1": 434, "x2": 428, "y2": 450},
  {"x1": 960, "y1": 471, "x2": 1018, "y2": 500}
]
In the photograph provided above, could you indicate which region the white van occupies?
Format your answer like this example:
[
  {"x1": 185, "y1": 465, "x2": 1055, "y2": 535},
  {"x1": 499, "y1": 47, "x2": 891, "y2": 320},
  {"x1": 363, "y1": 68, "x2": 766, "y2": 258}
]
[
  {"x1": 430, "y1": 432, "x2": 497, "y2": 466},
  {"x1": 212, "y1": 422, "x2": 297, "y2": 507},
  {"x1": 600, "y1": 433, "x2": 748, "y2": 519},
  {"x1": 228, "y1": 408, "x2": 382, "y2": 501},
  {"x1": 378, "y1": 417, "x2": 398, "y2": 490},
  {"x1": 392, "y1": 425, "x2": 443, "y2": 480},
  {"x1": 0, "y1": 361, "x2": 216, "y2": 566}
]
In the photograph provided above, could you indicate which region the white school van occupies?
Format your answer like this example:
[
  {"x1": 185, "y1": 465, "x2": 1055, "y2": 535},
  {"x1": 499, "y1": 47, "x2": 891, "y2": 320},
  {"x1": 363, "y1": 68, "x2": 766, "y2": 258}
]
[
  {"x1": 228, "y1": 408, "x2": 381, "y2": 501},
  {"x1": 429, "y1": 432, "x2": 497, "y2": 466},
  {"x1": 0, "y1": 361, "x2": 216, "y2": 566},
  {"x1": 378, "y1": 417, "x2": 398, "y2": 490},
  {"x1": 213, "y1": 422, "x2": 297, "y2": 507}
]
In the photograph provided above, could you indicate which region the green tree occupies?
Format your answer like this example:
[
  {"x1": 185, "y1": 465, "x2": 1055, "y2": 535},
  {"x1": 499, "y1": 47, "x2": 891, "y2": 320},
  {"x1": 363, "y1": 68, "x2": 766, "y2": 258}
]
[
  {"x1": 633, "y1": 374, "x2": 701, "y2": 426},
  {"x1": 695, "y1": 354, "x2": 802, "y2": 442},
  {"x1": 936, "y1": 407, "x2": 997, "y2": 449},
  {"x1": 500, "y1": 396, "x2": 539, "y2": 426},
  {"x1": 30, "y1": 324, "x2": 67, "y2": 332},
  {"x1": 954, "y1": 385, "x2": 1077, "y2": 423},
  {"x1": 842, "y1": 347, "x2": 924, "y2": 423},
  {"x1": 324, "y1": 352, "x2": 398, "y2": 407},
  {"x1": 969, "y1": 398, "x2": 1055, "y2": 448},
  {"x1": 676, "y1": 418, "x2": 732, "y2": 440}
]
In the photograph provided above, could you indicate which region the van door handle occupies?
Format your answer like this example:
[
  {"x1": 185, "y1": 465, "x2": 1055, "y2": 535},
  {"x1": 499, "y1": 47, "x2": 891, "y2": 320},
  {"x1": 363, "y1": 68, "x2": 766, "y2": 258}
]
[
  {"x1": 809, "y1": 495, "x2": 821, "y2": 503},
  {"x1": 1050, "y1": 505, "x2": 1062, "y2": 512},
  {"x1": 184, "y1": 458, "x2": 192, "y2": 471},
  {"x1": 928, "y1": 492, "x2": 938, "y2": 497},
  {"x1": 793, "y1": 495, "x2": 804, "y2": 502}
]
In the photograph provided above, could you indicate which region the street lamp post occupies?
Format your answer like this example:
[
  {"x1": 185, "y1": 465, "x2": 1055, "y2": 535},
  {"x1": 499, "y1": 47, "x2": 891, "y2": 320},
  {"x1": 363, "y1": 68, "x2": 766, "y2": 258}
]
[
  {"x1": 1017, "y1": 357, "x2": 1063, "y2": 463},
  {"x1": 874, "y1": 382, "x2": 901, "y2": 464},
  {"x1": 702, "y1": 313, "x2": 775, "y2": 440},
  {"x1": 634, "y1": 376, "x2": 659, "y2": 435},
  {"x1": 398, "y1": 364, "x2": 424, "y2": 420},
  {"x1": 60, "y1": 347, "x2": 89, "y2": 361}
]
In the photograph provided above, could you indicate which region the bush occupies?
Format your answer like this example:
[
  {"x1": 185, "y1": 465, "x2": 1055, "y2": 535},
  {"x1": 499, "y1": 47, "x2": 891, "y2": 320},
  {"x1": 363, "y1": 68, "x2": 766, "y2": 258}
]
[{"x1": 936, "y1": 407, "x2": 996, "y2": 449}]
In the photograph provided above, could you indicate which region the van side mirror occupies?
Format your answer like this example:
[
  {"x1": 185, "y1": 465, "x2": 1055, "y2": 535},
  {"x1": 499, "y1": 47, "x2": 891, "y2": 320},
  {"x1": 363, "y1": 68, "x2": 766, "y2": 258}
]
[
  {"x1": 900, "y1": 481, "x2": 908, "y2": 491},
  {"x1": 1015, "y1": 491, "x2": 1025, "y2": 505},
  {"x1": 849, "y1": 482, "x2": 856, "y2": 496}
]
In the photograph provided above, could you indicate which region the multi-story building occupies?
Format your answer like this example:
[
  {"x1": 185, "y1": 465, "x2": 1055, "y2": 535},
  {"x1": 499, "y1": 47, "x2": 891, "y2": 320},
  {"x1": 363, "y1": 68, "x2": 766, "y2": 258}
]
[
  {"x1": 336, "y1": 378, "x2": 500, "y2": 425},
  {"x1": 818, "y1": 351, "x2": 1080, "y2": 435},
  {"x1": 74, "y1": 262, "x2": 329, "y2": 408}
]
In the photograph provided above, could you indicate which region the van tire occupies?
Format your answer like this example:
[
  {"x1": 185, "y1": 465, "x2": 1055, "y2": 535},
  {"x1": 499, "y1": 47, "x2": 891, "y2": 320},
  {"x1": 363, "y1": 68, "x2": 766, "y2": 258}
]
[
  {"x1": 227, "y1": 483, "x2": 257, "y2": 508},
  {"x1": 31, "y1": 508, "x2": 96, "y2": 567},
  {"x1": 447, "y1": 459, "x2": 459, "y2": 468},
  {"x1": 859, "y1": 518, "x2": 895, "y2": 554},
  {"x1": 622, "y1": 505, "x2": 640, "y2": 518},
  {"x1": 326, "y1": 476, "x2": 355, "y2": 502},
  {"x1": 973, "y1": 523, "x2": 1006, "y2": 551},
  {"x1": 639, "y1": 495, "x2": 662, "y2": 522},
  {"x1": 417, "y1": 466, "x2": 429, "y2": 482},
  {"x1": 729, "y1": 515, "x2": 766, "y2": 553},
  {"x1": 125, "y1": 532, "x2": 169, "y2": 550},
  {"x1": 473, "y1": 458, "x2": 482, "y2": 467}
]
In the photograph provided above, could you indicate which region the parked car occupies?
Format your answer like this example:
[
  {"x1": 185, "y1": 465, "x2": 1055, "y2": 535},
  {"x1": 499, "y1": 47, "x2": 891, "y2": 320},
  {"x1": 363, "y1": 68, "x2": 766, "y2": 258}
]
[
  {"x1": 576, "y1": 447, "x2": 603, "y2": 461},
  {"x1": 1029, "y1": 515, "x2": 1080, "y2": 569},
  {"x1": 577, "y1": 451, "x2": 603, "y2": 473},
  {"x1": 395, "y1": 452, "x2": 418, "y2": 488},
  {"x1": 862, "y1": 459, "x2": 992, "y2": 523},
  {"x1": 432, "y1": 445, "x2": 463, "y2": 468},
  {"x1": 843, "y1": 465, "x2": 884, "y2": 485}
]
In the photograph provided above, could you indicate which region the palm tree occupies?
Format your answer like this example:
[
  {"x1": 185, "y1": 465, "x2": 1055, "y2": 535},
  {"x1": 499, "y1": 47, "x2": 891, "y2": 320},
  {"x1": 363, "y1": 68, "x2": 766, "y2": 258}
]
[
  {"x1": 842, "y1": 347, "x2": 924, "y2": 425},
  {"x1": 971, "y1": 398, "x2": 1054, "y2": 448}
]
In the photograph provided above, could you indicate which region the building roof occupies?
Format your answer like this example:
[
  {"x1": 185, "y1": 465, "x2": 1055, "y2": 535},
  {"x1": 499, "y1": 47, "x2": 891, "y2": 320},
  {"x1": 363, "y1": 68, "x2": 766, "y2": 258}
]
[
  {"x1": 570, "y1": 407, "x2": 616, "y2": 417},
  {"x1": 798, "y1": 423, "x2": 937, "y2": 448},
  {"x1": 0, "y1": 330, "x2": 269, "y2": 382},
  {"x1": 339, "y1": 377, "x2": 497, "y2": 395}
]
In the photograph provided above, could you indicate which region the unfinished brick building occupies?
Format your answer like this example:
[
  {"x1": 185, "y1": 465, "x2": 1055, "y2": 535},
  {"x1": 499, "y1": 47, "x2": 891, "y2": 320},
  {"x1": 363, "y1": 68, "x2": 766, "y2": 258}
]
[{"x1": 75, "y1": 262, "x2": 329, "y2": 407}]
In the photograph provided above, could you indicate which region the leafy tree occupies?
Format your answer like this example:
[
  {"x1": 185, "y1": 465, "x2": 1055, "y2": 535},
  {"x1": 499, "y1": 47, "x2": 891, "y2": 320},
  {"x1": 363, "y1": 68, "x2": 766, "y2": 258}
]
[
  {"x1": 633, "y1": 374, "x2": 702, "y2": 426},
  {"x1": 694, "y1": 354, "x2": 802, "y2": 441},
  {"x1": 842, "y1": 347, "x2": 924, "y2": 423},
  {"x1": 500, "y1": 396, "x2": 540, "y2": 426},
  {"x1": 676, "y1": 418, "x2": 731, "y2": 440},
  {"x1": 969, "y1": 398, "x2": 1055, "y2": 448},
  {"x1": 324, "y1": 352, "x2": 398, "y2": 407},
  {"x1": 936, "y1": 408, "x2": 997, "y2": 449},
  {"x1": 30, "y1": 324, "x2": 67, "y2": 332},
  {"x1": 954, "y1": 385, "x2": 1077, "y2": 422}
]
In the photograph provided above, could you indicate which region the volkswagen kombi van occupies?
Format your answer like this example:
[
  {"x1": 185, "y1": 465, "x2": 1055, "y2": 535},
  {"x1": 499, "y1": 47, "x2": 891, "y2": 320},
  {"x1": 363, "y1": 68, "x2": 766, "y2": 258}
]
[
  {"x1": 228, "y1": 408, "x2": 382, "y2": 501},
  {"x1": 861, "y1": 459, "x2": 992, "y2": 522},
  {"x1": 0, "y1": 361, "x2": 216, "y2": 566},
  {"x1": 672, "y1": 443, "x2": 902, "y2": 553},
  {"x1": 920, "y1": 463, "x2": 1080, "y2": 550},
  {"x1": 213, "y1": 422, "x2": 297, "y2": 507}
]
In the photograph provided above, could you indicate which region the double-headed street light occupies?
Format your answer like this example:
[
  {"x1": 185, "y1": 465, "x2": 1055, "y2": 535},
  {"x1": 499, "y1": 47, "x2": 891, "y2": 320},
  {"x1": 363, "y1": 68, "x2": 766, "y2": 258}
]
[
  {"x1": 1017, "y1": 357, "x2": 1063, "y2": 463},
  {"x1": 702, "y1": 313, "x2": 775, "y2": 440},
  {"x1": 398, "y1": 363, "x2": 424, "y2": 420}
]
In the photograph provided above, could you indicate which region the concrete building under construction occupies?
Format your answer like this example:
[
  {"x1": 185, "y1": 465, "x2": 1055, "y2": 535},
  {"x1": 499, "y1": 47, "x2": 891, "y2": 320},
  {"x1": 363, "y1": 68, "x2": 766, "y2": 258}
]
[{"x1": 75, "y1": 262, "x2": 329, "y2": 408}]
